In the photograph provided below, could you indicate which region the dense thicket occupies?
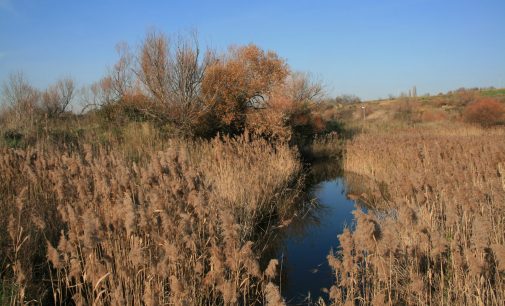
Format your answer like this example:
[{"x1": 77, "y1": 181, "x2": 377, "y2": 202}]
[{"x1": 332, "y1": 129, "x2": 505, "y2": 305}]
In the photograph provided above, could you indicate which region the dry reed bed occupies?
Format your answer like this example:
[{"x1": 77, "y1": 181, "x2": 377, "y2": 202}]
[
  {"x1": 0, "y1": 134, "x2": 300, "y2": 305},
  {"x1": 328, "y1": 130, "x2": 505, "y2": 305}
]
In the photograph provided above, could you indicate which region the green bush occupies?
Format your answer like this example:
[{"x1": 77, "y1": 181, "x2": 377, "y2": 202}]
[{"x1": 3, "y1": 130, "x2": 24, "y2": 148}]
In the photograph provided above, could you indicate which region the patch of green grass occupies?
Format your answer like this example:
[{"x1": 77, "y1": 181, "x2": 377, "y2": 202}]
[
  {"x1": 481, "y1": 88, "x2": 505, "y2": 97},
  {"x1": 2, "y1": 130, "x2": 25, "y2": 148}
]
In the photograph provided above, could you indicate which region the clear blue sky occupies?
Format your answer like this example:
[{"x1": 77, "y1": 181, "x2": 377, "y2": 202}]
[{"x1": 1, "y1": 0, "x2": 504, "y2": 100}]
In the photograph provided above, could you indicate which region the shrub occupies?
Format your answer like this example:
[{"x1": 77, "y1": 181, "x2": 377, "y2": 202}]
[
  {"x1": 47, "y1": 128, "x2": 82, "y2": 151},
  {"x1": 393, "y1": 98, "x2": 421, "y2": 123},
  {"x1": 202, "y1": 44, "x2": 289, "y2": 133},
  {"x1": 3, "y1": 130, "x2": 24, "y2": 148},
  {"x1": 1, "y1": 72, "x2": 41, "y2": 129},
  {"x1": 334, "y1": 94, "x2": 361, "y2": 104},
  {"x1": 463, "y1": 97, "x2": 505, "y2": 127},
  {"x1": 450, "y1": 88, "x2": 479, "y2": 106},
  {"x1": 420, "y1": 109, "x2": 448, "y2": 122},
  {"x1": 41, "y1": 78, "x2": 75, "y2": 118}
]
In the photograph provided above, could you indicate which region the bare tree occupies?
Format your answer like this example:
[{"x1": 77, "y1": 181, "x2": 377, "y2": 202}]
[
  {"x1": 41, "y1": 77, "x2": 75, "y2": 117},
  {"x1": 1, "y1": 72, "x2": 40, "y2": 125},
  {"x1": 109, "y1": 42, "x2": 135, "y2": 99},
  {"x1": 79, "y1": 77, "x2": 116, "y2": 113},
  {"x1": 138, "y1": 30, "x2": 171, "y2": 104},
  {"x1": 334, "y1": 94, "x2": 361, "y2": 104},
  {"x1": 286, "y1": 72, "x2": 324, "y2": 104},
  {"x1": 138, "y1": 30, "x2": 215, "y2": 129},
  {"x1": 170, "y1": 33, "x2": 213, "y2": 120},
  {"x1": 78, "y1": 43, "x2": 135, "y2": 114}
]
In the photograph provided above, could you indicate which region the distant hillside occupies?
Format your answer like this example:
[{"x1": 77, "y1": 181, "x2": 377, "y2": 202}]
[{"x1": 316, "y1": 88, "x2": 505, "y2": 133}]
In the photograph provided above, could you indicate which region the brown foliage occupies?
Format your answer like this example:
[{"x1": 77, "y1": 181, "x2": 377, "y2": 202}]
[
  {"x1": 334, "y1": 130, "x2": 505, "y2": 305},
  {"x1": 454, "y1": 88, "x2": 479, "y2": 106},
  {"x1": 41, "y1": 78, "x2": 75, "y2": 118},
  {"x1": 420, "y1": 109, "x2": 448, "y2": 122},
  {"x1": 202, "y1": 44, "x2": 288, "y2": 131},
  {"x1": 0, "y1": 134, "x2": 300, "y2": 304},
  {"x1": 463, "y1": 97, "x2": 505, "y2": 127}
]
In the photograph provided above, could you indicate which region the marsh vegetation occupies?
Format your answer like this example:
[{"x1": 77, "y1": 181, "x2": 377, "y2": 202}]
[{"x1": 1, "y1": 29, "x2": 505, "y2": 305}]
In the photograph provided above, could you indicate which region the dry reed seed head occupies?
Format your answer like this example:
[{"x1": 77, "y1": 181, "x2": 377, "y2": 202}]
[
  {"x1": 343, "y1": 299, "x2": 355, "y2": 306},
  {"x1": 240, "y1": 241, "x2": 261, "y2": 277},
  {"x1": 82, "y1": 210, "x2": 101, "y2": 249},
  {"x1": 412, "y1": 222, "x2": 431, "y2": 252},
  {"x1": 56, "y1": 230, "x2": 71, "y2": 255},
  {"x1": 195, "y1": 261, "x2": 204, "y2": 275},
  {"x1": 430, "y1": 231, "x2": 448, "y2": 259},
  {"x1": 371, "y1": 292, "x2": 386, "y2": 306},
  {"x1": 169, "y1": 275, "x2": 187, "y2": 303},
  {"x1": 399, "y1": 205, "x2": 417, "y2": 227},
  {"x1": 8, "y1": 214, "x2": 18, "y2": 242},
  {"x1": 220, "y1": 281, "x2": 238, "y2": 305},
  {"x1": 409, "y1": 273, "x2": 424, "y2": 294},
  {"x1": 353, "y1": 209, "x2": 381, "y2": 251},
  {"x1": 13, "y1": 260, "x2": 26, "y2": 285},
  {"x1": 72, "y1": 292, "x2": 85, "y2": 306},
  {"x1": 327, "y1": 252, "x2": 342, "y2": 271},
  {"x1": 471, "y1": 215, "x2": 492, "y2": 251},
  {"x1": 491, "y1": 243, "x2": 505, "y2": 272},
  {"x1": 128, "y1": 239, "x2": 144, "y2": 267},
  {"x1": 264, "y1": 282, "x2": 285, "y2": 306},
  {"x1": 329, "y1": 285, "x2": 342, "y2": 303},
  {"x1": 0, "y1": 134, "x2": 303, "y2": 305},
  {"x1": 338, "y1": 228, "x2": 354, "y2": 255},
  {"x1": 69, "y1": 257, "x2": 82, "y2": 279},
  {"x1": 123, "y1": 193, "x2": 137, "y2": 237},
  {"x1": 206, "y1": 245, "x2": 225, "y2": 284},
  {"x1": 265, "y1": 258, "x2": 279, "y2": 279},
  {"x1": 445, "y1": 200, "x2": 459, "y2": 227},
  {"x1": 46, "y1": 240, "x2": 63, "y2": 269},
  {"x1": 467, "y1": 251, "x2": 486, "y2": 277},
  {"x1": 15, "y1": 186, "x2": 28, "y2": 211},
  {"x1": 341, "y1": 132, "x2": 505, "y2": 304},
  {"x1": 143, "y1": 281, "x2": 156, "y2": 306}
]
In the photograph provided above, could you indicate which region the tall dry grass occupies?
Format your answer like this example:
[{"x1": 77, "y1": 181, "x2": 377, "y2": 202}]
[
  {"x1": 327, "y1": 129, "x2": 505, "y2": 305},
  {"x1": 0, "y1": 133, "x2": 300, "y2": 305}
]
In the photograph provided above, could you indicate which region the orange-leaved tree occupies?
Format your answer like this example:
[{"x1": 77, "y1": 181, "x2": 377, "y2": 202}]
[
  {"x1": 463, "y1": 97, "x2": 505, "y2": 127},
  {"x1": 202, "y1": 44, "x2": 288, "y2": 134},
  {"x1": 244, "y1": 72, "x2": 325, "y2": 141}
]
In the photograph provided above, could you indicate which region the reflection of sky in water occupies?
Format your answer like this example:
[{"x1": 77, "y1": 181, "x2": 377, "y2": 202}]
[{"x1": 279, "y1": 178, "x2": 357, "y2": 305}]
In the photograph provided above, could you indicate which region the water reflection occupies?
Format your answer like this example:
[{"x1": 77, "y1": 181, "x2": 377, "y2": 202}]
[
  {"x1": 279, "y1": 178, "x2": 357, "y2": 304},
  {"x1": 256, "y1": 158, "x2": 388, "y2": 305},
  {"x1": 265, "y1": 160, "x2": 373, "y2": 305},
  {"x1": 344, "y1": 171, "x2": 393, "y2": 209}
]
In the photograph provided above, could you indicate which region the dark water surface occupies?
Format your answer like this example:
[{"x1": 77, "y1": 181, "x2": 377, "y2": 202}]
[{"x1": 278, "y1": 177, "x2": 358, "y2": 304}]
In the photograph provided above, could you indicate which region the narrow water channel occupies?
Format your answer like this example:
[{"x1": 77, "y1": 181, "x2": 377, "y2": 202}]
[{"x1": 277, "y1": 172, "x2": 361, "y2": 304}]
